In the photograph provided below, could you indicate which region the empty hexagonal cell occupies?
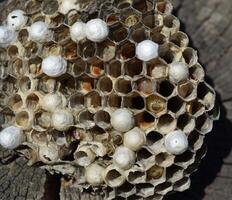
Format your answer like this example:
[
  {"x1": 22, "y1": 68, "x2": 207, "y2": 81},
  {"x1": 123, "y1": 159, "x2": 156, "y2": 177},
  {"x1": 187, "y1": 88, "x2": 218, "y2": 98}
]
[
  {"x1": 155, "y1": 0, "x2": 173, "y2": 14},
  {"x1": 68, "y1": 58, "x2": 86, "y2": 77},
  {"x1": 41, "y1": 41, "x2": 62, "y2": 57},
  {"x1": 2, "y1": 76, "x2": 18, "y2": 94},
  {"x1": 166, "y1": 165, "x2": 183, "y2": 182},
  {"x1": 126, "y1": 166, "x2": 146, "y2": 184},
  {"x1": 9, "y1": 58, "x2": 25, "y2": 77},
  {"x1": 79, "y1": 75, "x2": 95, "y2": 94},
  {"x1": 123, "y1": 91, "x2": 145, "y2": 110},
  {"x1": 15, "y1": 109, "x2": 33, "y2": 130},
  {"x1": 114, "y1": 77, "x2": 132, "y2": 95},
  {"x1": 106, "y1": 12, "x2": 120, "y2": 26},
  {"x1": 174, "y1": 150, "x2": 195, "y2": 167},
  {"x1": 108, "y1": 93, "x2": 122, "y2": 108},
  {"x1": 42, "y1": 0, "x2": 59, "y2": 15},
  {"x1": 137, "y1": 147, "x2": 153, "y2": 163},
  {"x1": 146, "y1": 131, "x2": 163, "y2": 151},
  {"x1": 177, "y1": 114, "x2": 195, "y2": 133},
  {"x1": 53, "y1": 24, "x2": 70, "y2": 43},
  {"x1": 146, "y1": 59, "x2": 168, "y2": 79},
  {"x1": 48, "y1": 13, "x2": 65, "y2": 28},
  {"x1": 25, "y1": 0, "x2": 42, "y2": 14},
  {"x1": 178, "y1": 80, "x2": 197, "y2": 102},
  {"x1": 195, "y1": 114, "x2": 213, "y2": 135},
  {"x1": 97, "y1": 76, "x2": 113, "y2": 94},
  {"x1": 186, "y1": 99, "x2": 205, "y2": 117},
  {"x1": 25, "y1": 92, "x2": 41, "y2": 110},
  {"x1": 62, "y1": 41, "x2": 78, "y2": 60},
  {"x1": 7, "y1": 45, "x2": 19, "y2": 58},
  {"x1": 107, "y1": 60, "x2": 122, "y2": 78},
  {"x1": 136, "y1": 183, "x2": 155, "y2": 198},
  {"x1": 78, "y1": 40, "x2": 96, "y2": 60},
  {"x1": 142, "y1": 13, "x2": 163, "y2": 29},
  {"x1": 109, "y1": 23, "x2": 128, "y2": 43},
  {"x1": 157, "y1": 113, "x2": 176, "y2": 134},
  {"x1": 114, "y1": 0, "x2": 132, "y2": 9},
  {"x1": 155, "y1": 182, "x2": 173, "y2": 195},
  {"x1": 87, "y1": 57, "x2": 104, "y2": 77},
  {"x1": 155, "y1": 152, "x2": 175, "y2": 168},
  {"x1": 136, "y1": 77, "x2": 154, "y2": 96},
  {"x1": 18, "y1": 29, "x2": 29, "y2": 45},
  {"x1": 159, "y1": 43, "x2": 182, "y2": 64},
  {"x1": 8, "y1": 94, "x2": 23, "y2": 112},
  {"x1": 77, "y1": 109, "x2": 95, "y2": 129},
  {"x1": 59, "y1": 74, "x2": 76, "y2": 95},
  {"x1": 189, "y1": 63, "x2": 205, "y2": 82},
  {"x1": 118, "y1": 40, "x2": 136, "y2": 60},
  {"x1": 150, "y1": 27, "x2": 166, "y2": 45},
  {"x1": 24, "y1": 41, "x2": 39, "y2": 58},
  {"x1": 157, "y1": 80, "x2": 175, "y2": 98},
  {"x1": 146, "y1": 94, "x2": 167, "y2": 115},
  {"x1": 135, "y1": 111, "x2": 155, "y2": 130},
  {"x1": 124, "y1": 58, "x2": 143, "y2": 77},
  {"x1": 182, "y1": 47, "x2": 198, "y2": 66},
  {"x1": 85, "y1": 91, "x2": 102, "y2": 112},
  {"x1": 163, "y1": 14, "x2": 180, "y2": 34},
  {"x1": 94, "y1": 110, "x2": 111, "y2": 129},
  {"x1": 173, "y1": 177, "x2": 190, "y2": 192},
  {"x1": 170, "y1": 31, "x2": 189, "y2": 48},
  {"x1": 117, "y1": 182, "x2": 136, "y2": 198},
  {"x1": 18, "y1": 75, "x2": 35, "y2": 93},
  {"x1": 197, "y1": 82, "x2": 216, "y2": 111},
  {"x1": 28, "y1": 56, "x2": 42, "y2": 75},
  {"x1": 97, "y1": 39, "x2": 116, "y2": 62},
  {"x1": 131, "y1": 24, "x2": 147, "y2": 43},
  {"x1": 168, "y1": 96, "x2": 185, "y2": 116},
  {"x1": 69, "y1": 92, "x2": 85, "y2": 110},
  {"x1": 120, "y1": 8, "x2": 141, "y2": 27},
  {"x1": 132, "y1": 0, "x2": 154, "y2": 12},
  {"x1": 188, "y1": 130, "x2": 204, "y2": 152}
]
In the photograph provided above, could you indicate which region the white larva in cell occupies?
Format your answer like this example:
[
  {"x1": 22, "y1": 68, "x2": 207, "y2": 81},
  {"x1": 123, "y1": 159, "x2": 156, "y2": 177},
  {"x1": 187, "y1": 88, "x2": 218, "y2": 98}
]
[
  {"x1": 42, "y1": 93, "x2": 66, "y2": 112},
  {"x1": 0, "y1": 26, "x2": 16, "y2": 48},
  {"x1": 86, "y1": 163, "x2": 104, "y2": 186},
  {"x1": 113, "y1": 146, "x2": 135, "y2": 170},
  {"x1": 168, "y1": 62, "x2": 189, "y2": 84},
  {"x1": 86, "y1": 19, "x2": 109, "y2": 42},
  {"x1": 110, "y1": 108, "x2": 135, "y2": 132},
  {"x1": 42, "y1": 55, "x2": 67, "y2": 77},
  {"x1": 7, "y1": 10, "x2": 28, "y2": 31},
  {"x1": 0, "y1": 126, "x2": 24, "y2": 149},
  {"x1": 51, "y1": 109, "x2": 74, "y2": 131},
  {"x1": 123, "y1": 127, "x2": 146, "y2": 151},
  {"x1": 59, "y1": 0, "x2": 80, "y2": 15},
  {"x1": 164, "y1": 130, "x2": 189, "y2": 155},
  {"x1": 70, "y1": 21, "x2": 86, "y2": 42},
  {"x1": 136, "y1": 40, "x2": 159, "y2": 61},
  {"x1": 28, "y1": 21, "x2": 53, "y2": 43}
]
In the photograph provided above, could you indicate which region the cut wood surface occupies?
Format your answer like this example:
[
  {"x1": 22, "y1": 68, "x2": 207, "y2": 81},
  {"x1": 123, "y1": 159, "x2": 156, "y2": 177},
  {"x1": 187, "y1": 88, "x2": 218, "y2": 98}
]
[{"x1": 0, "y1": 0, "x2": 232, "y2": 199}]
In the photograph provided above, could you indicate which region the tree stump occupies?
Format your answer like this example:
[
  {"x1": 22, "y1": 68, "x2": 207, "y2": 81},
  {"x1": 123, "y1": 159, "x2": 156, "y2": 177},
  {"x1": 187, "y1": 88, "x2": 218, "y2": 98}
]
[{"x1": 0, "y1": 0, "x2": 232, "y2": 199}]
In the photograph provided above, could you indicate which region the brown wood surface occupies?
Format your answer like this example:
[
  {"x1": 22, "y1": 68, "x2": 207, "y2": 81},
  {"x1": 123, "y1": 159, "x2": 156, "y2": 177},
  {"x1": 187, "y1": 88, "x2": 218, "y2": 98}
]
[{"x1": 0, "y1": 0, "x2": 232, "y2": 199}]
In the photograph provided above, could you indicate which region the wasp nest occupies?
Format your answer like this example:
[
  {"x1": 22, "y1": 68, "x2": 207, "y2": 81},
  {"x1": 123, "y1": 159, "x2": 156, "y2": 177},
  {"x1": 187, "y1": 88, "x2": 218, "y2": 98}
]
[{"x1": 0, "y1": 0, "x2": 219, "y2": 199}]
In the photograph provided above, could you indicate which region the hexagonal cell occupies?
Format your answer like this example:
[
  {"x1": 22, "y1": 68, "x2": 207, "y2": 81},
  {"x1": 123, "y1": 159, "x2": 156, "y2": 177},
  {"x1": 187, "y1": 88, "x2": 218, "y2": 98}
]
[
  {"x1": 142, "y1": 12, "x2": 162, "y2": 29},
  {"x1": 157, "y1": 113, "x2": 176, "y2": 134},
  {"x1": 120, "y1": 8, "x2": 141, "y2": 27},
  {"x1": 85, "y1": 91, "x2": 102, "y2": 112},
  {"x1": 97, "y1": 39, "x2": 116, "y2": 62},
  {"x1": 114, "y1": 77, "x2": 132, "y2": 95},
  {"x1": 59, "y1": 74, "x2": 76, "y2": 95},
  {"x1": 174, "y1": 150, "x2": 195, "y2": 167},
  {"x1": 53, "y1": 24, "x2": 70, "y2": 44},
  {"x1": 159, "y1": 43, "x2": 182, "y2": 64},
  {"x1": 94, "y1": 110, "x2": 111, "y2": 129},
  {"x1": 197, "y1": 82, "x2": 215, "y2": 111},
  {"x1": 108, "y1": 93, "x2": 122, "y2": 108},
  {"x1": 178, "y1": 80, "x2": 197, "y2": 102},
  {"x1": 189, "y1": 63, "x2": 205, "y2": 82},
  {"x1": 107, "y1": 60, "x2": 122, "y2": 78},
  {"x1": 113, "y1": 0, "x2": 132, "y2": 9},
  {"x1": 77, "y1": 109, "x2": 95, "y2": 129},
  {"x1": 31, "y1": 13, "x2": 45, "y2": 23},
  {"x1": 48, "y1": 13, "x2": 65, "y2": 28},
  {"x1": 25, "y1": 92, "x2": 41, "y2": 110},
  {"x1": 28, "y1": 56, "x2": 42, "y2": 75},
  {"x1": 170, "y1": 31, "x2": 189, "y2": 48},
  {"x1": 131, "y1": 24, "x2": 147, "y2": 43},
  {"x1": 118, "y1": 40, "x2": 136, "y2": 60},
  {"x1": 136, "y1": 77, "x2": 154, "y2": 96},
  {"x1": 155, "y1": 152, "x2": 175, "y2": 168},
  {"x1": 7, "y1": 45, "x2": 19, "y2": 58},
  {"x1": 182, "y1": 47, "x2": 198, "y2": 66},
  {"x1": 117, "y1": 182, "x2": 136, "y2": 198},
  {"x1": 136, "y1": 183, "x2": 155, "y2": 198},
  {"x1": 24, "y1": 41, "x2": 39, "y2": 58},
  {"x1": 0, "y1": 107, "x2": 15, "y2": 125},
  {"x1": 137, "y1": 147, "x2": 153, "y2": 163},
  {"x1": 146, "y1": 131, "x2": 163, "y2": 152},
  {"x1": 86, "y1": 57, "x2": 104, "y2": 77},
  {"x1": 8, "y1": 94, "x2": 23, "y2": 112},
  {"x1": 79, "y1": 74, "x2": 95, "y2": 94},
  {"x1": 109, "y1": 22, "x2": 128, "y2": 43},
  {"x1": 146, "y1": 94, "x2": 167, "y2": 115},
  {"x1": 25, "y1": 0, "x2": 42, "y2": 14},
  {"x1": 124, "y1": 91, "x2": 145, "y2": 110},
  {"x1": 18, "y1": 29, "x2": 29, "y2": 45},
  {"x1": 125, "y1": 58, "x2": 143, "y2": 77},
  {"x1": 34, "y1": 111, "x2": 51, "y2": 129},
  {"x1": 62, "y1": 40, "x2": 78, "y2": 60},
  {"x1": 42, "y1": 0, "x2": 59, "y2": 15},
  {"x1": 97, "y1": 76, "x2": 113, "y2": 94},
  {"x1": 147, "y1": 164, "x2": 164, "y2": 181},
  {"x1": 9, "y1": 58, "x2": 25, "y2": 77},
  {"x1": 188, "y1": 130, "x2": 204, "y2": 152},
  {"x1": 69, "y1": 92, "x2": 85, "y2": 110},
  {"x1": 78, "y1": 40, "x2": 96, "y2": 60},
  {"x1": 150, "y1": 27, "x2": 166, "y2": 45},
  {"x1": 18, "y1": 75, "x2": 35, "y2": 93},
  {"x1": 15, "y1": 109, "x2": 33, "y2": 130},
  {"x1": 167, "y1": 96, "x2": 185, "y2": 116},
  {"x1": 157, "y1": 80, "x2": 175, "y2": 98},
  {"x1": 66, "y1": 10, "x2": 81, "y2": 26},
  {"x1": 186, "y1": 99, "x2": 205, "y2": 117},
  {"x1": 146, "y1": 58, "x2": 168, "y2": 79},
  {"x1": 173, "y1": 177, "x2": 190, "y2": 192},
  {"x1": 68, "y1": 58, "x2": 86, "y2": 77},
  {"x1": 166, "y1": 165, "x2": 183, "y2": 182},
  {"x1": 38, "y1": 77, "x2": 58, "y2": 93},
  {"x1": 132, "y1": 0, "x2": 154, "y2": 12},
  {"x1": 155, "y1": 0, "x2": 173, "y2": 14},
  {"x1": 41, "y1": 41, "x2": 63, "y2": 57},
  {"x1": 155, "y1": 182, "x2": 173, "y2": 195},
  {"x1": 195, "y1": 113, "x2": 213, "y2": 135},
  {"x1": 135, "y1": 111, "x2": 155, "y2": 130},
  {"x1": 177, "y1": 114, "x2": 195, "y2": 133}
]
